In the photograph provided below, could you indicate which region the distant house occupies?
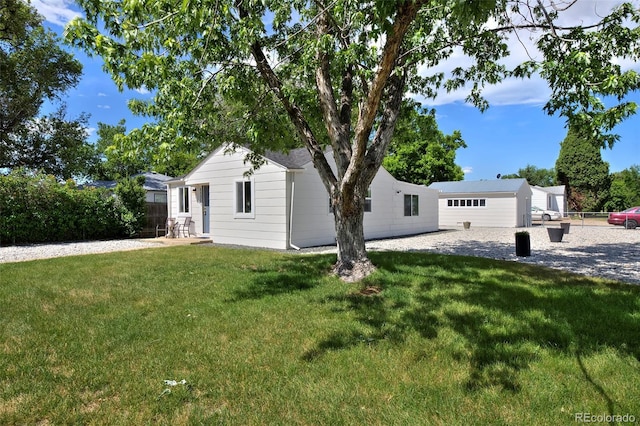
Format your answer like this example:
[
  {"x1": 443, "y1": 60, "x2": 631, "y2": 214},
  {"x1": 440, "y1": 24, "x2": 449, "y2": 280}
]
[
  {"x1": 166, "y1": 144, "x2": 439, "y2": 249},
  {"x1": 531, "y1": 185, "x2": 566, "y2": 216},
  {"x1": 83, "y1": 172, "x2": 173, "y2": 235},
  {"x1": 82, "y1": 172, "x2": 172, "y2": 200},
  {"x1": 428, "y1": 179, "x2": 532, "y2": 228}
]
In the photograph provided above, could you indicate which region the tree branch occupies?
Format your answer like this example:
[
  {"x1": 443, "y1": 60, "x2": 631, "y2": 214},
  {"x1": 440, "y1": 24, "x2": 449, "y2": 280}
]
[
  {"x1": 345, "y1": 0, "x2": 426, "y2": 188},
  {"x1": 363, "y1": 69, "x2": 407, "y2": 186},
  {"x1": 236, "y1": 1, "x2": 337, "y2": 190}
]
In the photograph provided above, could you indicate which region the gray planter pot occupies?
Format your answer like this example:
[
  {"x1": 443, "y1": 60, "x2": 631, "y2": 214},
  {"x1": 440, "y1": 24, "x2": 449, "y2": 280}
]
[
  {"x1": 560, "y1": 222, "x2": 570, "y2": 234},
  {"x1": 547, "y1": 227, "x2": 564, "y2": 242}
]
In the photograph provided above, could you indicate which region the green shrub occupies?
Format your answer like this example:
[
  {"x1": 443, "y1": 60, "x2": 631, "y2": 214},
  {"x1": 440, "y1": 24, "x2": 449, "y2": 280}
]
[
  {"x1": 114, "y1": 176, "x2": 147, "y2": 237},
  {"x1": 0, "y1": 170, "x2": 143, "y2": 245}
]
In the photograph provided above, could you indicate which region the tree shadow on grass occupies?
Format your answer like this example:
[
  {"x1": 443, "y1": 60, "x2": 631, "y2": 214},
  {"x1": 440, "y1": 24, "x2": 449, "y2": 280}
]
[
  {"x1": 228, "y1": 254, "x2": 335, "y2": 301},
  {"x1": 305, "y1": 251, "x2": 640, "y2": 399}
]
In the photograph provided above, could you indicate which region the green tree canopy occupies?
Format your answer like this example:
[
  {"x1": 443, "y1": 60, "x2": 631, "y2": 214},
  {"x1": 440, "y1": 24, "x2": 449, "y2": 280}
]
[
  {"x1": 66, "y1": 0, "x2": 640, "y2": 280},
  {"x1": 604, "y1": 165, "x2": 640, "y2": 211},
  {"x1": 8, "y1": 108, "x2": 97, "y2": 180},
  {"x1": 502, "y1": 165, "x2": 557, "y2": 187},
  {"x1": 0, "y1": 0, "x2": 93, "y2": 179},
  {"x1": 556, "y1": 127, "x2": 610, "y2": 212},
  {"x1": 383, "y1": 102, "x2": 465, "y2": 185},
  {"x1": 92, "y1": 119, "x2": 148, "y2": 180}
]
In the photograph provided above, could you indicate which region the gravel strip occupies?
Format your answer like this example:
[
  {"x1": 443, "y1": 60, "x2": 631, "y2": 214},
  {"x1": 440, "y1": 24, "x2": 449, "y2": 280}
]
[
  {"x1": 0, "y1": 239, "x2": 162, "y2": 264},
  {"x1": 1, "y1": 225, "x2": 638, "y2": 285}
]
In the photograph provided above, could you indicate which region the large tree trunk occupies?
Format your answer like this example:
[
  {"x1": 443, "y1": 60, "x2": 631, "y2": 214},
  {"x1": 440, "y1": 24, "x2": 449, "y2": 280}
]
[
  {"x1": 331, "y1": 190, "x2": 376, "y2": 282},
  {"x1": 242, "y1": 2, "x2": 417, "y2": 282}
]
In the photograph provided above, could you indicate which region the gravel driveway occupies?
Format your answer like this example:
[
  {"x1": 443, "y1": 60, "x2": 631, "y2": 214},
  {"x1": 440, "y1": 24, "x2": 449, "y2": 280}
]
[
  {"x1": 365, "y1": 225, "x2": 640, "y2": 285},
  {"x1": 1, "y1": 225, "x2": 638, "y2": 285}
]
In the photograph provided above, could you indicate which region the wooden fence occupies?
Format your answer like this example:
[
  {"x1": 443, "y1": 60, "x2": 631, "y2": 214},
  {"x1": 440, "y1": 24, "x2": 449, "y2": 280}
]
[{"x1": 141, "y1": 202, "x2": 168, "y2": 237}]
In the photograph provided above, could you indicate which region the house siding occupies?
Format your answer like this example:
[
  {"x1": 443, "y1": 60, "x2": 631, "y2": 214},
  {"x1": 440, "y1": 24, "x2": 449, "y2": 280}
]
[
  {"x1": 170, "y1": 147, "x2": 290, "y2": 249},
  {"x1": 431, "y1": 179, "x2": 532, "y2": 228},
  {"x1": 437, "y1": 193, "x2": 519, "y2": 227},
  {"x1": 290, "y1": 153, "x2": 439, "y2": 247},
  {"x1": 168, "y1": 145, "x2": 439, "y2": 249},
  {"x1": 531, "y1": 185, "x2": 566, "y2": 216}
]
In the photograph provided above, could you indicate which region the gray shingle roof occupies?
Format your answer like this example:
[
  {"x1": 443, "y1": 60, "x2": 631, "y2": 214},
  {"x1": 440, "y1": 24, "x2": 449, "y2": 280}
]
[
  {"x1": 139, "y1": 172, "x2": 173, "y2": 191},
  {"x1": 263, "y1": 147, "x2": 311, "y2": 169},
  {"x1": 429, "y1": 178, "x2": 528, "y2": 194}
]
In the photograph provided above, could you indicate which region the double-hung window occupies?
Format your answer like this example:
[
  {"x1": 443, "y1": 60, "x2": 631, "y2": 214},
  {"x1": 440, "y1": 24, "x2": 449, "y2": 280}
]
[
  {"x1": 178, "y1": 187, "x2": 190, "y2": 213},
  {"x1": 404, "y1": 194, "x2": 419, "y2": 216},
  {"x1": 235, "y1": 179, "x2": 254, "y2": 218}
]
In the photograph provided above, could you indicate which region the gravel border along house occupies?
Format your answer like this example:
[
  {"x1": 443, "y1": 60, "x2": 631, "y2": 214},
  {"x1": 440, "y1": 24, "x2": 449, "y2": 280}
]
[{"x1": 1, "y1": 225, "x2": 638, "y2": 285}]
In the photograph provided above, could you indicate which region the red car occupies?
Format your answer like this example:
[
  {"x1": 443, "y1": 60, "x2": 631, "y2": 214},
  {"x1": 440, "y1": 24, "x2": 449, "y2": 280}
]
[{"x1": 608, "y1": 206, "x2": 640, "y2": 229}]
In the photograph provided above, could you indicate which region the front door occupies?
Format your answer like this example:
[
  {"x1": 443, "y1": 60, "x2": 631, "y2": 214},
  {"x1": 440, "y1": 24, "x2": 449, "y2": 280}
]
[{"x1": 202, "y1": 185, "x2": 210, "y2": 234}]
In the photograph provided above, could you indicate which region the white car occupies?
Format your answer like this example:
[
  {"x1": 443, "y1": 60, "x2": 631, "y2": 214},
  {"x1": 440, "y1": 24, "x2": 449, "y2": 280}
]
[{"x1": 531, "y1": 206, "x2": 562, "y2": 221}]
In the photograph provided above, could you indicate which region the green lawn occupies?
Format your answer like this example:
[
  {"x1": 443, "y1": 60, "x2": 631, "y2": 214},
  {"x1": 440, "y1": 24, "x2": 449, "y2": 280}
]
[{"x1": 1, "y1": 246, "x2": 639, "y2": 425}]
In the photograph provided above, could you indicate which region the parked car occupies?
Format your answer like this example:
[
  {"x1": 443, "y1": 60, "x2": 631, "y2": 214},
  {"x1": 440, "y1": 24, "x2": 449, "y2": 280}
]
[
  {"x1": 608, "y1": 206, "x2": 640, "y2": 229},
  {"x1": 531, "y1": 206, "x2": 562, "y2": 221}
]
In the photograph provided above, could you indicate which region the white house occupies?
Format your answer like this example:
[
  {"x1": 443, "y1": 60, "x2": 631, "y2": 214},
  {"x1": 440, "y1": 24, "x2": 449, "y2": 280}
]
[
  {"x1": 166, "y1": 144, "x2": 439, "y2": 249},
  {"x1": 531, "y1": 185, "x2": 566, "y2": 216},
  {"x1": 428, "y1": 179, "x2": 532, "y2": 228}
]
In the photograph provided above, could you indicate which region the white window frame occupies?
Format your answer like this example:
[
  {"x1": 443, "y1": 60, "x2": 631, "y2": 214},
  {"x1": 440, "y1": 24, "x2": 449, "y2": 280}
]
[
  {"x1": 234, "y1": 178, "x2": 255, "y2": 218},
  {"x1": 404, "y1": 194, "x2": 419, "y2": 217},
  {"x1": 178, "y1": 187, "x2": 190, "y2": 213}
]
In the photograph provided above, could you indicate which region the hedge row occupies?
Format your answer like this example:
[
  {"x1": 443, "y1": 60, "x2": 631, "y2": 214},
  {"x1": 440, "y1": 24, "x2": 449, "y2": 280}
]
[{"x1": 0, "y1": 171, "x2": 144, "y2": 246}]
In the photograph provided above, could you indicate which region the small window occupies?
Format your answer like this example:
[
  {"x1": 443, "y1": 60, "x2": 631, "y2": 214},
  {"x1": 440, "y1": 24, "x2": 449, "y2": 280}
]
[
  {"x1": 480, "y1": 199, "x2": 486, "y2": 207},
  {"x1": 364, "y1": 188, "x2": 372, "y2": 212},
  {"x1": 447, "y1": 199, "x2": 453, "y2": 207},
  {"x1": 235, "y1": 179, "x2": 254, "y2": 217},
  {"x1": 178, "y1": 187, "x2": 190, "y2": 213},
  {"x1": 404, "y1": 194, "x2": 419, "y2": 216},
  {"x1": 473, "y1": 199, "x2": 479, "y2": 207},
  {"x1": 453, "y1": 199, "x2": 459, "y2": 207},
  {"x1": 154, "y1": 193, "x2": 167, "y2": 203}
]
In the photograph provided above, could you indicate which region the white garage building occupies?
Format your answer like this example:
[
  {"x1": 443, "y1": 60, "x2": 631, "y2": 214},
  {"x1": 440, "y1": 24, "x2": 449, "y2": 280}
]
[{"x1": 428, "y1": 179, "x2": 533, "y2": 228}]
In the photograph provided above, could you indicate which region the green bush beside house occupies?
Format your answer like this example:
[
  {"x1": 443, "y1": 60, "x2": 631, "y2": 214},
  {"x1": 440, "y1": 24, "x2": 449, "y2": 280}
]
[{"x1": 0, "y1": 171, "x2": 146, "y2": 245}]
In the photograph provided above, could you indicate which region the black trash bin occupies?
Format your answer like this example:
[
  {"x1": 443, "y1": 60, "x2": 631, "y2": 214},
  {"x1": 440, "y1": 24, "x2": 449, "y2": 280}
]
[{"x1": 515, "y1": 232, "x2": 531, "y2": 257}]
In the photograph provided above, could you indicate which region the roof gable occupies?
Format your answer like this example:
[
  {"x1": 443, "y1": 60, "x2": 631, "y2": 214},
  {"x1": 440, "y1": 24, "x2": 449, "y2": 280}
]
[
  {"x1": 184, "y1": 144, "x2": 312, "y2": 181},
  {"x1": 533, "y1": 185, "x2": 566, "y2": 195}
]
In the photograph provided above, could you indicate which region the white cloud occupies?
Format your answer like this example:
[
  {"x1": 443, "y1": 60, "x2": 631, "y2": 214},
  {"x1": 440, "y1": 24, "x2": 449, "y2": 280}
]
[
  {"x1": 97, "y1": 105, "x2": 111, "y2": 109},
  {"x1": 462, "y1": 167, "x2": 473, "y2": 175},
  {"x1": 135, "y1": 86, "x2": 151, "y2": 95},
  {"x1": 31, "y1": 0, "x2": 80, "y2": 26},
  {"x1": 417, "y1": 0, "x2": 639, "y2": 107},
  {"x1": 98, "y1": 92, "x2": 107, "y2": 97}
]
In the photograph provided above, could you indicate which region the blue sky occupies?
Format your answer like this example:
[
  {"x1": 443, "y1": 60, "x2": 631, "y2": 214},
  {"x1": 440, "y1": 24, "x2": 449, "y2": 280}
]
[{"x1": 33, "y1": 0, "x2": 639, "y2": 181}]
